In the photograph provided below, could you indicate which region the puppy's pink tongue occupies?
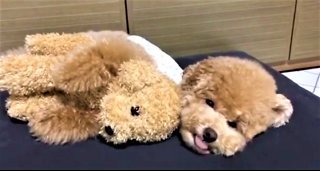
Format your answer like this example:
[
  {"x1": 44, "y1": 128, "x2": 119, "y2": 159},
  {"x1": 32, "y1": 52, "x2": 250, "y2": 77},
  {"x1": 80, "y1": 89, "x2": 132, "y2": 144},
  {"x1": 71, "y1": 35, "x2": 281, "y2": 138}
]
[{"x1": 194, "y1": 135, "x2": 208, "y2": 150}]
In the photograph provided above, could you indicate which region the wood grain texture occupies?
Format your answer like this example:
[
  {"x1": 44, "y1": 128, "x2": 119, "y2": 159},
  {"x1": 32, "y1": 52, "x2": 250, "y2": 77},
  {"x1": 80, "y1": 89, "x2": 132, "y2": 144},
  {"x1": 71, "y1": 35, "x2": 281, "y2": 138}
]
[
  {"x1": 290, "y1": 0, "x2": 320, "y2": 60},
  {"x1": 127, "y1": 0, "x2": 296, "y2": 63},
  {"x1": 272, "y1": 58, "x2": 320, "y2": 72},
  {"x1": 0, "y1": 0, "x2": 127, "y2": 52}
]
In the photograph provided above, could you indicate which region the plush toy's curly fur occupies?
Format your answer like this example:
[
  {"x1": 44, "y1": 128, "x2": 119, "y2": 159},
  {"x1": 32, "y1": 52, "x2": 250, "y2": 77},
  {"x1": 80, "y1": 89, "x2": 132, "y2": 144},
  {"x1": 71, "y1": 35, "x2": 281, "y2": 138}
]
[
  {"x1": 179, "y1": 57, "x2": 293, "y2": 156},
  {"x1": 25, "y1": 30, "x2": 128, "y2": 56},
  {"x1": 1, "y1": 31, "x2": 152, "y2": 95},
  {"x1": 25, "y1": 32, "x2": 92, "y2": 56},
  {"x1": 0, "y1": 30, "x2": 181, "y2": 145},
  {"x1": 6, "y1": 94, "x2": 100, "y2": 144},
  {"x1": 50, "y1": 32, "x2": 153, "y2": 92},
  {"x1": 98, "y1": 60, "x2": 181, "y2": 144},
  {"x1": 0, "y1": 54, "x2": 56, "y2": 95}
]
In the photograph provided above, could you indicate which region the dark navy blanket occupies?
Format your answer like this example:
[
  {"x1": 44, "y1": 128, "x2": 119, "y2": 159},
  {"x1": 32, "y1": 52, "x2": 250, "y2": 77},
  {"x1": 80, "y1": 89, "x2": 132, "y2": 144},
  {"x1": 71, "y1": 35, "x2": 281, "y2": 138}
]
[{"x1": 1, "y1": 51, "x2": 319, "y2": 169}]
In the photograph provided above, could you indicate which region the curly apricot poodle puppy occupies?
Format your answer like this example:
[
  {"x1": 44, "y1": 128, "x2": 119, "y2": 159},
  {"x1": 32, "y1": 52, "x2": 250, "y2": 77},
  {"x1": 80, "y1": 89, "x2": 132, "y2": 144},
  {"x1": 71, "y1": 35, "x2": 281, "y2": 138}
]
[{"x1": 179, "y1": 56, "x2": 293, "y2": 156}]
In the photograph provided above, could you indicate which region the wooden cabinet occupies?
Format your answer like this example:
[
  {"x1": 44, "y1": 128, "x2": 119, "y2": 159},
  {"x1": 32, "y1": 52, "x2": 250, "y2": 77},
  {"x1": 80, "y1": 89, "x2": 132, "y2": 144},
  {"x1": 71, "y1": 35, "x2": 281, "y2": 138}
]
[
  {"x1": 0, "y1": 0, "x2": 127, "y2": 51},
  {"x1": 127, "y1": 0, "x2": 296, "y2": 64},
  {"x1": 0, "y1": 0, "x2": 319, "y2": 70},
  {"x1": 290, "y1": 0, "x2": 320, "y2": 61}
]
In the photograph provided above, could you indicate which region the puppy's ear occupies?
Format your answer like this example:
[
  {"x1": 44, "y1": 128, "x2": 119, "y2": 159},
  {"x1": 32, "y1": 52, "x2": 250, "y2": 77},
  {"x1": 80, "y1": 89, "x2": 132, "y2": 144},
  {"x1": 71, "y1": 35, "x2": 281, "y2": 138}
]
[
  {"x1": 182, "y1": 65, "x2": 193, "y2": 77},
  {"x1": 272, "y1": 94, "x2": 294, "y2": 128},
  {"x1": 193, "y1": 75, "x2": 211, "y2": 92}
]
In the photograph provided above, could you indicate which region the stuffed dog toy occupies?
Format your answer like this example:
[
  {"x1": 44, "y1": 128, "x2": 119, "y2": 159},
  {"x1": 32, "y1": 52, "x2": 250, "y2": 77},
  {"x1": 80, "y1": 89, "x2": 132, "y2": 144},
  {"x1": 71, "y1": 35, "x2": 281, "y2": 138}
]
[{"x1": 0, "y1": 30, "x2": 181, "y2": 145}]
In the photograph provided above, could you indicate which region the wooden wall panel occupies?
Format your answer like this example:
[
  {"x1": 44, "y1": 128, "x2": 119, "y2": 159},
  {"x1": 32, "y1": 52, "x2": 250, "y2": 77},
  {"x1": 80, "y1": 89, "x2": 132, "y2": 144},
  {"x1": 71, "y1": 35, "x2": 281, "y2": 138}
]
[
  {"x1": 0, "y1": 0, "x2": 127, "y2": 52},
  {"x1": 127, "y1": 0, "x2": 296, "y2": 63},
  {"x1": 290, "y1": 0, "x2": 320, "y2": 61}
]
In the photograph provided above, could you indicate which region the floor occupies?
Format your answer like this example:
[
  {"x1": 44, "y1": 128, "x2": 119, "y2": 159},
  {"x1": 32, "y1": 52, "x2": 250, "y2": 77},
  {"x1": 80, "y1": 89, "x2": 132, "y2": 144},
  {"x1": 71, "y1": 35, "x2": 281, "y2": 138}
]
[{"x1": 282, "y1": 67, "x2": 320, "y2": 97}]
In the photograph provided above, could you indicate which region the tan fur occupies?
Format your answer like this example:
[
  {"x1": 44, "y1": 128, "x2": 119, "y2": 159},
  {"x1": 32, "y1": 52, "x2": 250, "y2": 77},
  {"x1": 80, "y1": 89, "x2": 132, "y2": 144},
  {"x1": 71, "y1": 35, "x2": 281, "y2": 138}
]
[
  {"x1": 98, "y1": 60, "x2": 181, "y2": 144},
  {"x1": 7, "y1": 95, "x2": 100, "y2": 144},
  {"x1": 0, "y1": 31, "x2": 152, "y2": 95},
  {"x1": 25, "y1": 32, "x2": 93, "y2": 56},
  {"x1": 51, "y1": 34, "x2": 153, "y2": 92},
  {"x1": 25, "y1": 30, "x2": 128, "y2": 56},
  {"x1": 180, "y1": 56, "x2": 293, "y2": 156},
  {"x1": 25, "y1": 30, "x2": 153, "y2": 92},
  {"x1": 0, "y1": 46, "x2": 26, "y2": 57},
  {"x1": 0, "y1": 54, "x2": 56, "y2": 95},
  {"x1": 1, "y1": 30, "x2": 181, "y2": 145}
]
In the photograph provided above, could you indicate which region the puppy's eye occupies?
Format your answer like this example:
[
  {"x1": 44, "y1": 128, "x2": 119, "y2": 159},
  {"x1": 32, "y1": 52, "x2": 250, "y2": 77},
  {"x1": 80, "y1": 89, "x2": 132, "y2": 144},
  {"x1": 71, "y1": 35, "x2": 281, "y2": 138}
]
[
  {"x1": 131, "y1": 106, "x2": 140, "y2": 116},
  {"x1": 227, "y1": 121, "x2": 237, "y2": 128},
  {"x1": 205, "y1": 99, "x2": 215, "y2": 108}
]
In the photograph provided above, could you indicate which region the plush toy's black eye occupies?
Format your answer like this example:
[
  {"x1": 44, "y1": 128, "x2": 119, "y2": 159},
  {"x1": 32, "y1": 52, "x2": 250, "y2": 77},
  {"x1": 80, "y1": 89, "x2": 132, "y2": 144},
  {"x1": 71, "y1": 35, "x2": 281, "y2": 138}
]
[
  {"x1": 227, "y1": 121, "x2": 237, "y2": 128},
  {"x1": 205, "y1": 99, "x2": 215, "y2": 108},
  {"x1": 131, "y1": 106, "x2": 140, "y2": 116}
]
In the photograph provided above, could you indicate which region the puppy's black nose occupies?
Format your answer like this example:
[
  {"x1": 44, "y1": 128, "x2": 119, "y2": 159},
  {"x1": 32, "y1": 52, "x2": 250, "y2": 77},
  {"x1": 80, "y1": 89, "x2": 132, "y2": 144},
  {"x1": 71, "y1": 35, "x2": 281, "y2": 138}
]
[
  {"x1": 203, "y1": 127, "x2": 217, "y2": 143},
  {"x1": 104, "y1": 126, "x2": 114, "y2": 136}
]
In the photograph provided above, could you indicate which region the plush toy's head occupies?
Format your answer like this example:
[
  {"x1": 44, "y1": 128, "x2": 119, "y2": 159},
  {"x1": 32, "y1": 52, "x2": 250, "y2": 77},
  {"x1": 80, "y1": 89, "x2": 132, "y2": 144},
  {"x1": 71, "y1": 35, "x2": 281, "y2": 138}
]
[
  {"x1": 98, "y1": 60, "x2": 181, "y2": 144},
  {"x1": 179, "y1": 57, "x2": 293, "y2": 156}
]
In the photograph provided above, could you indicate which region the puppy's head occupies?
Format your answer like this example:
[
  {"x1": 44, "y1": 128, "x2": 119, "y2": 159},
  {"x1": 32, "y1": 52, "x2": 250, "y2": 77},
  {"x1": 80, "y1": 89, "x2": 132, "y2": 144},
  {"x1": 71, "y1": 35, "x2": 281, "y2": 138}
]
[
  {"x1": 180, "y1": 57, "x2": 293, "y2": 156},
  {"x1": 180, "y1": 94, "x2": 246, "y2": 156}
]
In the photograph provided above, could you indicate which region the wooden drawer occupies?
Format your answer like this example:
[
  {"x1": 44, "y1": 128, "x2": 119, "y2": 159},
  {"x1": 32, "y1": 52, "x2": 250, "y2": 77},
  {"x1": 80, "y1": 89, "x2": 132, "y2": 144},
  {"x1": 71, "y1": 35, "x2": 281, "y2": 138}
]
[
  {"x1": 290, "y1": 0, "x2": 320, "y2": 61},
  {"x1": 127, "y1": 0, "x2": 296, "y2": 63},
  {"x1": 0, "y1": 0, "x2": 127, "y2": 51}
]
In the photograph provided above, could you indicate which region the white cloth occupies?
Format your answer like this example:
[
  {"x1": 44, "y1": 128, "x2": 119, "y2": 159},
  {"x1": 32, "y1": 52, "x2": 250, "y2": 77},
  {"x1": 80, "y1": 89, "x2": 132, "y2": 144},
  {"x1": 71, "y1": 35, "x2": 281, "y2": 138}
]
[{"x1": 128, "y1": 35, "x2": 183, "y2": 84}]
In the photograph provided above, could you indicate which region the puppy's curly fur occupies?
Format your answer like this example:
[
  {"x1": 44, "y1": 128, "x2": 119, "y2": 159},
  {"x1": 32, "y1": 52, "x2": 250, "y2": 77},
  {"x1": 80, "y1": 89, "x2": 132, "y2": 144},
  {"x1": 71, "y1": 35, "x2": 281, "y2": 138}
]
[{"x1": 180, "y1": 56, "x2": 293, "y2": 156}]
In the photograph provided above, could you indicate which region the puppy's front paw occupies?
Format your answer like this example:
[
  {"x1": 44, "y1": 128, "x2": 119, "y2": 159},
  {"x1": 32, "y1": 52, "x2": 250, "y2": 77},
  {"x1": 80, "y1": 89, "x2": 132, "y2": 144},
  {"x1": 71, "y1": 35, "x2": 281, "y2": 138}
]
[
  {"x1": 221, "y1": 136, "x2": 246, "y2": 157},
  {"x1": 272, "y1": 94, "x2": 293, "y2": 128}
]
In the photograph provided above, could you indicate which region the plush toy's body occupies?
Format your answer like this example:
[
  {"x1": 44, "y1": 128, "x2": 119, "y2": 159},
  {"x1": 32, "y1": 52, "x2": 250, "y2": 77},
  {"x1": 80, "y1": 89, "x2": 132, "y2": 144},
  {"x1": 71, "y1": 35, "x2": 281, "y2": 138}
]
[{"x1": 0, "y1": 30, "x2": 181, "y2": 145}]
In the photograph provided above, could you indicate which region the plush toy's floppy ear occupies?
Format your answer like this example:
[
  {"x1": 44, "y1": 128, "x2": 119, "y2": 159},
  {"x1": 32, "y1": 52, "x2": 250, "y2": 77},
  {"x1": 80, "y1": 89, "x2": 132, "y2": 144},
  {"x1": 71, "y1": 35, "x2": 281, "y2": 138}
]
[
  {"x1": 272, "y1": 94, "x2": 294, "y2": 128},
  {"x1": 51, "y1": 35, "x2": 152, "y2": 93}
]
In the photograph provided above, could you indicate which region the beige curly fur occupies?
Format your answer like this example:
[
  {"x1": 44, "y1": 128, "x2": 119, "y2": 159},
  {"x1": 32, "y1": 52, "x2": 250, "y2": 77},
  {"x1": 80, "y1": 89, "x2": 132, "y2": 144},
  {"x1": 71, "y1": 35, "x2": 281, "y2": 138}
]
[
  {"x1": 25, "y1": 30, "x2": 128, "y2": 56},
  {"x1": 0, "y1": 46, "x2": 26, "y2": 57},
  {"x1": 6, "y1": 94, "x2": 100, "y2": 144},
  {"x1": 51, "y1": 34, "x2": 153, "y2": 92},
  {"x1": 1, "y1": 30, "x2": 181, "y2": 145},
  {"x1": 0, "y1": 31, "x2": 152, "y2": 95},
  {"x1": 0, "y1": 54, "x2": 56, "y2": 95},
  {"x1": 25, "y1": 32, "x2": 92, "y2": 56},
  {"x1": 25, "y1": 30, "x2": 127, "y2": 56},
  {"x1": 98, "y1": 60, "x2": 181, "y2": 144},
  {"x1": 180, "y1": 56, "x2": 293, "y2": 156}
]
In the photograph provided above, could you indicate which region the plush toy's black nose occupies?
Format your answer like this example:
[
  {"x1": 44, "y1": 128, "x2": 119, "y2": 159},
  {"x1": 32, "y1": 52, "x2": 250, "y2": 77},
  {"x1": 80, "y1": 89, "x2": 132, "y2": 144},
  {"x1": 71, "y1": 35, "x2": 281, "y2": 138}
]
[
  {"x1": 203, "y1": 127, "x2": 217, "y2": 143},
  {"x1": 104, "y1": 126, "x2": 114, "y2": 136},
  {"x1": 131, "y1": 106, "x2": 140, "y2": 116}
]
